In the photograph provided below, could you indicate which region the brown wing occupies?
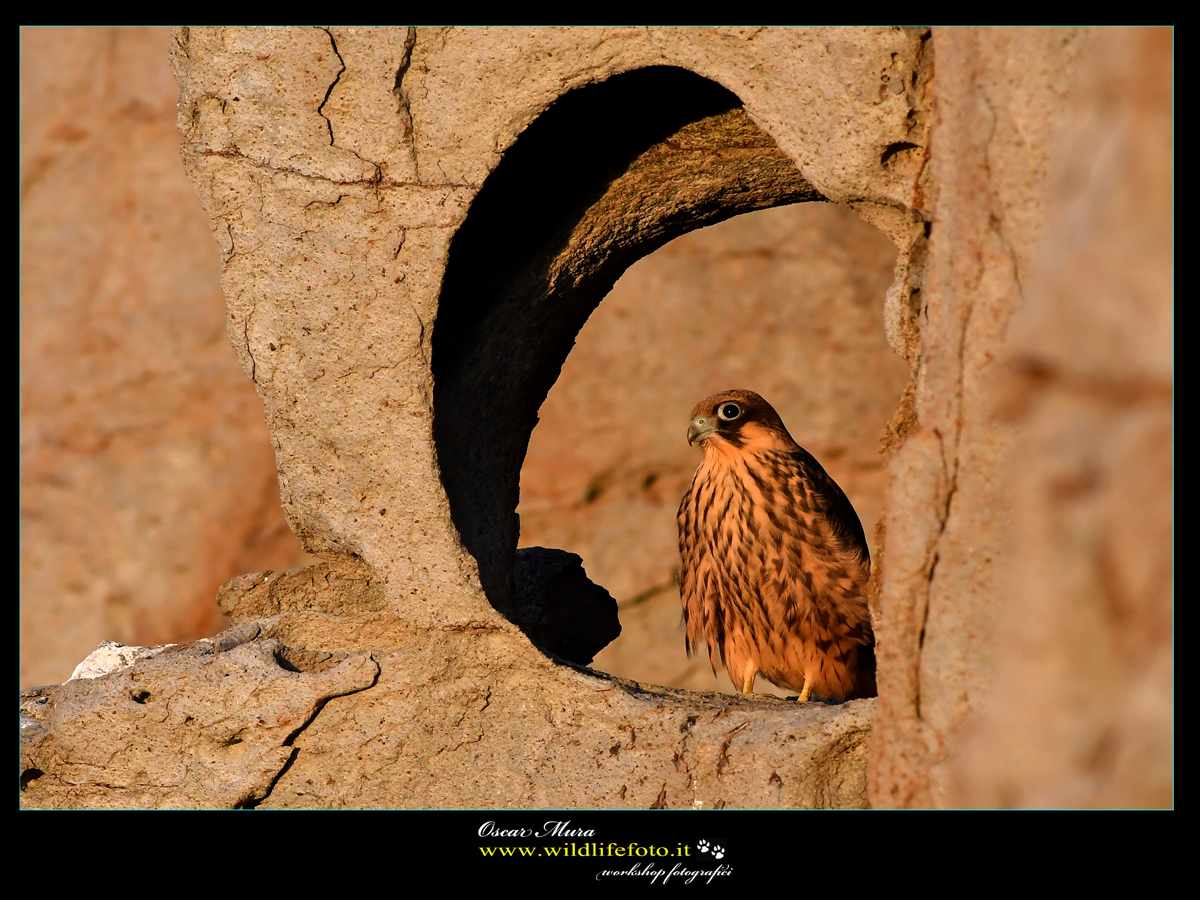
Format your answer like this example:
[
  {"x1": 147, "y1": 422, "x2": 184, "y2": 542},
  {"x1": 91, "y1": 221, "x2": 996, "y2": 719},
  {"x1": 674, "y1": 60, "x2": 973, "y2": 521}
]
[
  {"x1": 749, "y1": 448, "x2": 875, "y2": 699},
  {"x1": 776, "y1": 447, "x2": 869, "y2": 567},
  {"x1": 789, "y1": 448, "x2": 876, "y2": 697}
]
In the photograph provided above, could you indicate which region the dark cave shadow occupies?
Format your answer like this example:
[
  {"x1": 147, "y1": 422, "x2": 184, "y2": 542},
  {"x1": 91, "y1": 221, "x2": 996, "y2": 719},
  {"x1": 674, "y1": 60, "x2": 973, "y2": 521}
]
[{"x1": 432, "y1": 66, "x2": 822, "y2": 663}]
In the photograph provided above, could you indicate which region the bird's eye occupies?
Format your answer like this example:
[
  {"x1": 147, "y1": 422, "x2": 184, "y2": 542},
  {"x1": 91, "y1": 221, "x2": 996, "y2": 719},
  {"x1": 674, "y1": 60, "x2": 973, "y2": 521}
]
[{"x1": 718, "y1": 403, "x2": 741, "y2": 421}]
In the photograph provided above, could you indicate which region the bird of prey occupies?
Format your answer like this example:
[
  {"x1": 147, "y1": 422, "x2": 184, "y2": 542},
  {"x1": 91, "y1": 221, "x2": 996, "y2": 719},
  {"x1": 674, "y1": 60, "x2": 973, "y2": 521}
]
[{"x1": 677, "y1": 389, "x2": 876, "y2": 702}]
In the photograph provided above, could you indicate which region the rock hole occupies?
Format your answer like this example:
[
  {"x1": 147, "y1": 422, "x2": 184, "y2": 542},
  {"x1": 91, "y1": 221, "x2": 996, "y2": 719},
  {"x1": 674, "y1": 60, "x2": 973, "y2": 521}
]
[
  {"x1": 434, "y1": 66, "x2": 906, "y2": 686},
  {"x1": 273, "y1": 643, "x2": 344, "y2": 674},
  {"x1": 520, "y1": 201, "x2": 908, "y2": 694},
  {"x1": 881, "y1": 140, "x2": 920, "y2": 167}
]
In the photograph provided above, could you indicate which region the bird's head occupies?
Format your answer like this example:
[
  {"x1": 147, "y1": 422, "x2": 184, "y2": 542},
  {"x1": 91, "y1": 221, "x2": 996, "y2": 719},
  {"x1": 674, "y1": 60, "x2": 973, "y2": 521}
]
[{"x1": 687, "y1": 389, "x2": 798, "y2": 455}]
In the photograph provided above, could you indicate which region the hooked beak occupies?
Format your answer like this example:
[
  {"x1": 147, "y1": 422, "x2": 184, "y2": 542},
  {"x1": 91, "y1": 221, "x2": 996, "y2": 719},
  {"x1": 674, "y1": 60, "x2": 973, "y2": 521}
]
[{"x1": 687, "y1": 416, "x2": 716, "y2": 446}]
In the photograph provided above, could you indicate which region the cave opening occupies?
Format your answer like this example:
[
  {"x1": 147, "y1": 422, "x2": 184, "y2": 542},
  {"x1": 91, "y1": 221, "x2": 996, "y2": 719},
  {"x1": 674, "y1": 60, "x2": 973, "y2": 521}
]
[
  {"x1": 433, "y1": 66, "x2": 905, "y2": 688},
  {"x1": 519, "y1": 203, "x2": 908, "y2": 694}
]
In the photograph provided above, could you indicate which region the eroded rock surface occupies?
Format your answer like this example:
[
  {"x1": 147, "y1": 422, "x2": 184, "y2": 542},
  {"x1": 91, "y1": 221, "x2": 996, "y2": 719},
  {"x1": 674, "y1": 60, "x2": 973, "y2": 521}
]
[
  {"x1": 21, "y1": 625, "x2": 378, "y2": 808},
  {"x1": 23, "y1": 612, "x2": 872, "y2": 809},
  {"x1": 19, "y1": 27, "x2": 315, "y2": 688}
]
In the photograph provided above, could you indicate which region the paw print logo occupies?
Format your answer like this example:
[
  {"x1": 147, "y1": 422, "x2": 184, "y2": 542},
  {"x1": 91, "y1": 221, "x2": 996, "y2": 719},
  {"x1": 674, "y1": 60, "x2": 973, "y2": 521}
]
[
  {"x1": 697, "y1": 839, "x2": 711, "y2": 854},
  {"x1": 711, "y1": 844, "x2": 725, "y2": 859}
]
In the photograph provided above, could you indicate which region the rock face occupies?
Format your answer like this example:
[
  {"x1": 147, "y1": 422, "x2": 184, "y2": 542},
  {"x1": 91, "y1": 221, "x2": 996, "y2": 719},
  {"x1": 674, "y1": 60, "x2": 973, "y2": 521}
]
[
  {"x1": 866, "y1": 27, "x2": 1172, "y2": 810},
  {"x1": 20, "y1": 27, "x2": 1171, "y2": 809},
  {"x1": 21, "y1": 625, "x2": 380, "y2": 808},
  {"x1": 941, "y1": 27, "x2": 1173, "y2": 808},
  {"x1": 19, "y1": 27, "x2": 315, "y2": 688}
]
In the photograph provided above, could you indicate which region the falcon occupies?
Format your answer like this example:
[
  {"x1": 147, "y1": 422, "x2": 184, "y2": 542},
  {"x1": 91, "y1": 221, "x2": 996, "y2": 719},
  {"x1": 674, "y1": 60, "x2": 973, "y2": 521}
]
[{"x1": 677, "y1": 389, "x2": 876, "y2": 702}]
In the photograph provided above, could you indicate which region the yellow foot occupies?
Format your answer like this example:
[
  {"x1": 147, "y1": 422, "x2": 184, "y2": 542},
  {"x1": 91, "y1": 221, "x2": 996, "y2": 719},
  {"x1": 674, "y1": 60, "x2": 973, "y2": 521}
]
[
  {"x1": 741, "y1": 674, "x2": 756, "y2": 694},
  {"x1": 797, "y1": 678, "x2": 812, "y2": 703}
]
